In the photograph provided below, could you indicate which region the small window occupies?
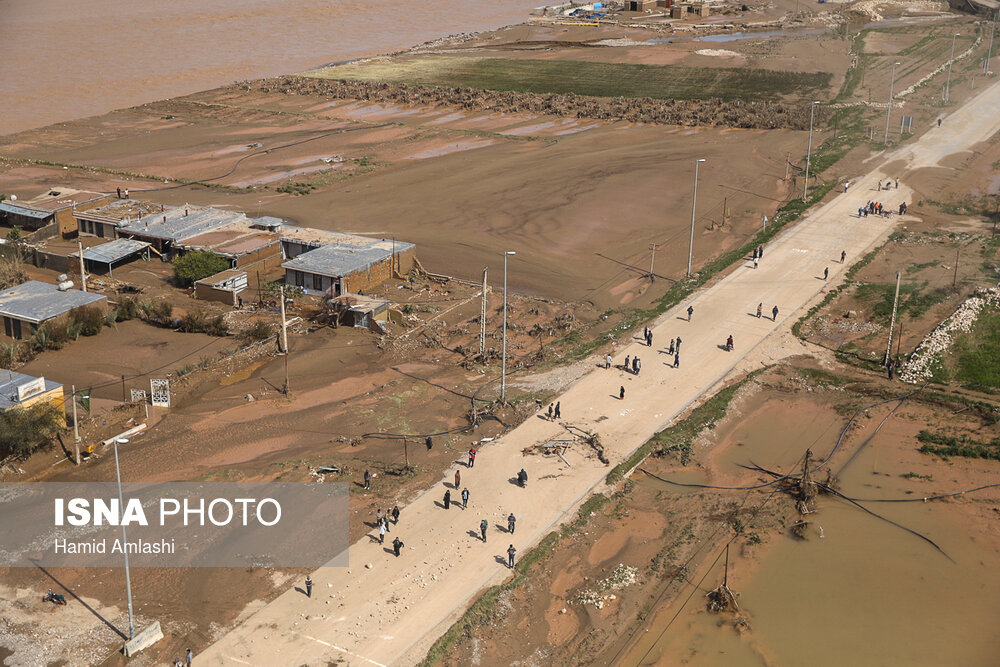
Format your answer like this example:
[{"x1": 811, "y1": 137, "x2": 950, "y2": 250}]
[{"x1": 313, "y1": 274, "x2": 323, "y2": 291}]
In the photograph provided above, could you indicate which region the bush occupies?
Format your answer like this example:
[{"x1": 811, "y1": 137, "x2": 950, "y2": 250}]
[
  {"x1": 178, "y1": 310, "x2": 208, "y2": 333},
  {"x1": 0, "y1": 400, "x2": 64, "y2": 459},
  {"x1": 206, "y1": 314, "x2": 229, "y2": 337},
  {"x1": 140, "y1": 299, "x2": 174, "y2": 326},
  {"x1": 68, "y1": 305, "x2": 106, "y2": 336},
  {"x1": 0, "y1": 253, "x2": 28, "y2": 290},
  {"x1": 172, "y1": 251, "x2": 229, "y2": 287},
  {"x1": 113, "y1": 296, "x2": 141, "y2": 322},
  {"x1": 241, "y1": 320, "x2": 274, "y2": 342}
]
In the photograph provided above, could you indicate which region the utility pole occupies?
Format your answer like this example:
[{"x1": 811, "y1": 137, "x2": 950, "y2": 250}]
[
  {"x1": 279, "y1": 285, "x2": 289, "y2": 395},
  {"x1": 480, "y1": 267, "x2": 488, "y2": 355},
  {"x1": 648, "y1": 243, "x2": 658, "y2": 279},
  {"x1": 945, "y1": 33, "x2": 960, "y2": 102},
  {"x1": 884, "y1": 61, "x2": 900, "y2": 144},
  {"x1": 77, "y1": 240, "x2": 87, "y2": 292},
  {"x1": 985, "y1": 10, "x2": 997, "y2": 74},
  {"x1": 784, "y1": 152, "x2": 790, "y2": 180},
  {"x1": 687, "y1": 158, "x2": 706, "y2": 278},
  {"x1": 884, "y1": 272, "x2": 901, "y2": 366},
  {"x1": 953, "y1": 247, "x2": 960, "y2": 289},
  {"x1": 113, "y1": 438, "x2": 135, "y2": 640},
  {"x1": 402, "y1": 437, "x2": 409, "y2": 467},
  {"x1": 71, "y1": 385, "x2": 80, "y2": 465},
  {"x1": 121, "y1": 375, "x2": 126, "y2": 402},
  {"x1": 722, "y1": 196, "x2": 728, "y2": 226},
  {"x1": 501, "y1": 251, "x2": 516, "y2": 403},
  {"x1": 803, "y1": 101, "x2": 820, "y2": 201}
]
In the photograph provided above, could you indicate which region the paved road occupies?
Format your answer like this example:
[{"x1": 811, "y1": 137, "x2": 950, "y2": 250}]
[{"x1": 197, "y1": 79, "x2": 1000, "y2": 667}]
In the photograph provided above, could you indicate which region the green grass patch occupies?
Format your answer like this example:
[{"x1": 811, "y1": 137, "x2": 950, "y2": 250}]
[
  {"x1": 853, "y1": 280, "x2": 949, "y2": 324},
  {"x1": 917, "y1": 429, "x2": 1000, "y2": 460},
  {"x1": 952, "y1": 306, "x2": 1000, "y2": 391},
  {"x1": 306, "y1": 56, "x2": 831, "y2": 102},
  {"x1": 797, "y1": 367, "x2": 853, "y2": 387}
]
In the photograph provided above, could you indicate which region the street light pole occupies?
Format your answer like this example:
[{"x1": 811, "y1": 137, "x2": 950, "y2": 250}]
[
  {"x1": 986, "y1": 11, "x2": 997, "y2": 74},
  {"x1": 945, "y1": 33, "x2": 959, "y2": 102},
  {"x1": 884, "y1": 61, "x2": 901, "y2": 144},
  {"x1": 803, "y1": 101, "x2": 820, "y2": 201},
  {"x1": 501, "y1": 250, "x2": 516, "y2": 403},
  {"x1": 687, "y1": 158, "x2": 706, "y2": 278},
  {"x1": 113, "y1": 438, "x2": 135, "y2": 640}
]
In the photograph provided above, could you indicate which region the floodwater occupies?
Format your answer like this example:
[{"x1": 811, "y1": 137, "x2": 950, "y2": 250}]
[
  {"x1": 0, "y1": 0, "x2": 542, "y2": 136},
  {"x1": 621, "y1": 397, "x2": 1000, "y2": 666}
]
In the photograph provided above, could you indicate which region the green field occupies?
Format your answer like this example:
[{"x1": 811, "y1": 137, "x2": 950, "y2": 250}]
[{"x1": 303, "y1": 56, "x2": 831, "y2": 101}]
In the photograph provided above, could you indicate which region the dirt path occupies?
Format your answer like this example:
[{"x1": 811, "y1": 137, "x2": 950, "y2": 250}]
[{"x1": 195, "y1": 78, "x2": 1000, "y2": 667}]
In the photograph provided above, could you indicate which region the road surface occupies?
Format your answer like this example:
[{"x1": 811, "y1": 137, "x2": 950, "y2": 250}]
[{"x1": 196, "y1": 78, "x2": 1000, "y2": 666}]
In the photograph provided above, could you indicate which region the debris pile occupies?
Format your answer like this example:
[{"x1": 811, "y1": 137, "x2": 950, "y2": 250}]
[{"x1": 576, "y1": 564, "x2": 639, "y2": 609}]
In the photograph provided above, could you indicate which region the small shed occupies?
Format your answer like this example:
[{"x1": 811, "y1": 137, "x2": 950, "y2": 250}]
[
  {"x1": 0, "y1": 370, "x2": 65, "y2": 425},
  {"x1": 194, "y1": 269, "x2": 248, "y2": 306},
  {"x1": 326, "y1": 293, "x2": 390, "y2": 331},
  {"x1": 68, "y1": 238, "x2": 151, "y2": 276}
]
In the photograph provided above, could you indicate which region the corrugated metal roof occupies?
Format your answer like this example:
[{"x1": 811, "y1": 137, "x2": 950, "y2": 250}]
[
  {"x1": 0, "y1": 370, "x2": 61, "y2": 410},
  {"x1": 0, "y1": 202, "x2": 51, "y2": 219},
  {"x1": 281, "y1": 240, "x2": 414, "y2": 278},
  {"x1": 118, "y1": 205, "x2": 244, "y2": 242},
  {"x1": 69, "y1": 239, "x2": 150, "y2": 265},
  {"x1": 0, "y1": 281, "x2": 107, "y2": 324}
]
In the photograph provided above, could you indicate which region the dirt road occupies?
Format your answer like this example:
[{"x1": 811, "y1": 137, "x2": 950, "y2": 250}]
[{"x1": 195, "y1": 79, "x2": 1000, "y2": 666}]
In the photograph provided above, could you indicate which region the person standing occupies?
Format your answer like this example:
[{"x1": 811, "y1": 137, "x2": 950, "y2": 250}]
[
  {"x1": 507, "y1": 513, "x2": 516, "y2": 535},
  {"x1": 772, "y1": 305, "x2": 779, "y2": 321},
  {"x1": 116, "y1": 187, "x2": 122, "y2": 199},
  {"x1": 507, "y1": 544, "x2": 516, "y2": 569},
  {"x1": 363, "y1": 469, "x2": 371, "y2": 490},
  {"x1": 392, "y1": 537, "x2": 404, "y2": 557},
  {"x1": 468, "y1": 448, "x2": 476, "y2": 468},
  {"x1": 758, "y1": 245, "x2": 764, "y2": 258},
  {"x1": 687, "y1": 305, "x2": 694, "y2": 321},
  {"x1": 624, "y1": 355, "x2": 630, "y2": 373},
  {"x1": 379, "y1": 521, "x2": 386, "y2": 544},
  {"x1": 841, "y1": 250, "x2": 846, "y2": 263},
  {"x1": 674, "y1": 351, "x2": 680, "y2": 368},
  {"x1": 382, "y1": 514, "x2": 390, "y2": 533},
  {"x1": 756, "y1": 303, "x2": 762, "y2": 318},
  {"x1": 726, "y1": 335, "x2": 734, "y2": 351},
  {"x1": 305, "y1": 575, "x2": 313, "y2": 598},
  {"x1": 554, "y1": 402, "x2": 561, "y2": 419},
  {"x1": 605, "y1": 354, "x2": 612, "y2": 369},
  {"x1": 619, "y1": 385, "x2": 625, "y2": 400},
  {"x1": 887, "y1": 360, "x2": 895, "y2": 380},
  {"x1": 376, "y1": 508, "x2": 384, "y2": 526},
  {"x1": 668, "y1": 339, "x2": 675, "y2": 355},
  {"x1": 461, "y1": 488, "x2": 470, "y2": 509},
  {"x1": 480, "y1": 518, "x2": 489, "y2": 542},
  {"x1": 124, "y1": 188, "x2": 129, "y2": 200},
  {"x1": 547, "y1": 403, "x2": 554, "y2": 419},
  {"x1": 675, "y1": 337, "x2": 682, "y2": 352},
  {"x1": 753, "y1": 256, "x2": 759, "y2": 270},
  {"x1": 632, "y1": 357, "x2": 639, "y2": 375},
  {"x1": 823, "y1": 267, "x2": 829, "y2": 280},
  {"x1": 647, "y1": 331, "x2": 653, "y2": 347},
  {"x1": 455, "y1": 469, "x2": 461, "y2": 489},
  {"x1": 443, "y1": 489, "x2": 451, "y2": 510},
  {"x1": 392, "y1": 505, "x2": 400, "y2": 524},
  {"x1": 186, "y1": 649, "x2": 193, "y2": 666},
  {"x1": 878, "y1": 180, "x2": 882, "y2": 190}
]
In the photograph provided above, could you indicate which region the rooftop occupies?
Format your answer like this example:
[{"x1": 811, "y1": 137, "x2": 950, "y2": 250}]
[
  {"x1": 279, "y1": 226, "x2": 387, "y2": 248},
  {"x1": 74, "y1": 199, "x2": 165, "y2": 223},
  {"x1": 118, "y1": 204, "x2": 248, "y2": 243},
  {"x1": 329, "y1": 293, "x2": 390, "y2": 313},
  {"x1": 69, "y1": 238, "x2": 151, "y2": 265},
  {"x1": 282, "y1": 239, "x2": 414, "y2": 278},
  {"x1": 0, "y1": 281, "x2": 107, "y2": 324},
  {"x1": 196, "y1": 269, "x2": 247, "y2": 287},
  {"x1": 5, "y1": 188, "x2": 108, "y2": 215},
  {"x1": 176, "y1": 225, "x2": 279, "y2": 256},
  {"x1": 0, "y1": 370, "x2": 62, "y2": 411}
]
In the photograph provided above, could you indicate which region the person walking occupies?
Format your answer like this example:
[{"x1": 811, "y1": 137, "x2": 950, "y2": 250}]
[
  {"x1": 507, "y1": 544, "x2": 516, "y2": 569},
  {"x1": 668, "y1": 338, "x2": 675, "y2": 355},
  {"x1": 116, "y1": 187, "x2": 122, "y2": 199},
  {"x1": 443, "y1": 489, "x2": 451, "y2": 510},
  {"x1": 674, "y1": 351, "x2": 680, "y2": 368},
  {"x1": 605, "y1": 354, "x2": 612, "y2": 369},
  {"x1": 378, "y1": 521, "x2": 386, "y2": 544},
  {"x1": 507, "y1": 513, "x2": 516, "y2": 534},
  {"x1": 455, "y1": 469, "x2": 461, "y2": 489},
  {"x1": 823, "y1": 267, "x2": 829, "y2": 280},
  {"x1": 624, "y1": 355, "x2": 630, "y2": 373},
  {"x1": 878, "y1": 180, "x2": 882, "y2": 190},
  {"x1": 753, "y1": 256, "x2": 759, "y2": 270},
  {"x1": 756, "y1": 303, "x2": 763, "y2": 318},
  {"x1": 547, "y1": 403, "x2": 554, "y2": 419},
  {"x1": 392, "y1": 505, "x2": 400, "y2": 524},
  {"x1": 554, "y1": 402, "x2": 561, "y2": 419},
  {"x1": 186, "y1": 649, "x2": 193, "y2": 666},
  {"x1": 858, "y1": 206, "x2": 864, "y2": 218},
  {"x1": 392, "y1": 537, "x2": 404, "y2": 557},
  {"x1": 887, "y1": 360, "x2": 895, "y2": 380},
  {"x1": 647, "y1": 331, "x2": 653, "y2": 347},
  {"x1": 124, "y1": 188, "x2": 129, "y2": 200},
  {"x1": 363, "y1": 469, "x2": 371, "y2": 490},
  {"x1": 758, "y1": 245, "x2": 764, "y2": 258},
  {"x1": 619, "y1": 385, "x2": 625, "y2": 400},
  {"x1": 772, "y1": 305, "x2": 779, "y2": 321},
  {"x1": 305, "y1": 576, "x2": 313, "y2": 598},
  {"x1": 687, "y1": 305, "x2": 694, "y2": 321},
  {"x1": 675, "y1": 337, "x2": 682, "y2": 352},
  {"x1": 376, "y1": 508, "x2": 384, "y2": 525},
  {"x1": 841, "y1": 250, "x2": 846, "y2": 263},
  {"x1": 726, "y1": 335, "x2": 734, "y2": 351},
  {"x1": 480, "y1": 519, "x2": 489, "y2": 542},
  {"x1": 382, "y1": 514, "x2": 390, "y2": 533},
  {"x1": 468, "y1": 447, "x2": 476, "y2": 468},
  {"x1": 461, "y1": 488, "x2": 470, "y2": 509},
  {"x1": 632, "y1": 357, "x2": 639, "y2": 375}
]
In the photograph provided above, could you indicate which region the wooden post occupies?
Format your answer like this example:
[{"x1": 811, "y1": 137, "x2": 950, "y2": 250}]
[
  {"x1": 884, "y1": 272, "x2": 901, "y2": 366},
  {"x1": 723, "y1": 543, "x2": 730, "y2": 587},
  {"x1": 121, "y1": 375, "x2": 126, "y2": 402},
  {"x1": 403, "y1": 437, "x2": 409, "y2": 467},
  {"x1": 71, "y1": 385, "x2": 80, "y2": 465}
]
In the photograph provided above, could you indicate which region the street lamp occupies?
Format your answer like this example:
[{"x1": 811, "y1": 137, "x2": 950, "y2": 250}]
[
  {"x1": 884, "y1": 61, "x2": 901, "y2": 144},
  {"x1": 687, "y1": 158, "x2": 706, "y2": 278},
  {"x1": 803, "y1": 101, "x2": 821, "y2": 201},
  {"x1": 114, "y1": 438, "x2": 136, "y2": 640},
  {"x1": 945, "y1": 33, "x2": 960, "y2": 102},
  {"x1": 501, "y1": 250, "x2": 516, "y2": 403}
]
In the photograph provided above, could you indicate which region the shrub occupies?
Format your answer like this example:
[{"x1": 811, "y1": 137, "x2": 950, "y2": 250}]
[
  {"x1": 0, "y1": 253, "x2": 28, "y2": 290},
  {"x1": 241, "y1": 320, "x2": 274, "y2": 342},
  {"x1": 68, "y1": 305, "x2": 106, "y2": 336},
  {"x1": 178, "y1": 310, "x2": 208, "y2": 333},
  {"x1": 172, "y1": 251, "x2": 229, "y2": 287},
  {"x1": 205, "y1": 314, "x2": 229, "y2": 337},
  {"x1": 0, "y1": 400, "x2": 64, "y2": 459},
  {"x1": 113, "y1": 296, "x2": 141, "y2": 322},
  {"x1": 140, "y1": 299, "x2": 174, "y2": 326}
]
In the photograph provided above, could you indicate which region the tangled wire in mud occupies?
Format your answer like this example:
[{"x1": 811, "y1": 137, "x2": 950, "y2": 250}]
[{"x1": 238, "y1": 76, "x2": 825, "y2": 131}]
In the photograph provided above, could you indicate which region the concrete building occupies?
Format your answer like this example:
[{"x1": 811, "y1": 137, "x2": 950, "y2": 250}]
[
  {"x1": 0, "y1": 370, "x2": 65, "y2": 425},
  {"x1": 0, "y1": 281, "x2": 107, "y2": 339},
  {"x1": 68, "y1": 238, "x2": 151, "y2": 277},
  {"x1": 281, "y1": 236, "x2": 415, "y2": 296},
  {"x1": 625, "y1": 0, "x2": 658, "y2": 9},
  {"x1": 1, "y1": 188, "x2": 110, "y2": 236},
  {"x1": 194, "y1": 269, "x2": 248, "y2": 306},
  {"x1": 74, "y1": 199, "x2": 164, "y2": 239}
]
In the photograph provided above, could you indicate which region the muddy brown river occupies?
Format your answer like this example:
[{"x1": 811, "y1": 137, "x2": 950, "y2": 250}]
[{"x1": 0, "y1": 0, "x2": 541, "y2": 136}]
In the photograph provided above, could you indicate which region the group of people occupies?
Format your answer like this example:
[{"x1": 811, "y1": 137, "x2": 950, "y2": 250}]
[
  {"x1": 755, "y1": 303, "x2": 779, "y2": 321},
  {"x1": 375, "y1": 505, "x2": 402, "y2": 545},
  {"x1": 751, "y1": 244, "x2": 765, "y2": 269},
  {"x1": 546, "y1": 402, "x2": 562, "y2": 420},
  {"x1": 859, "y1": 200, "x2": 891, "y2": 218}
]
